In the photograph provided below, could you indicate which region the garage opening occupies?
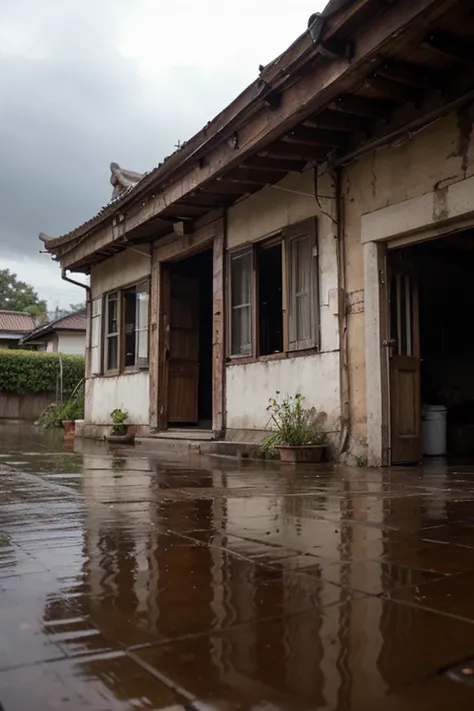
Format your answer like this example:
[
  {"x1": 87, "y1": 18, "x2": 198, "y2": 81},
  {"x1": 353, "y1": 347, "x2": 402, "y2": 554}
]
[
  {"x1": 167, "y1": 249, "x2": 213, "y2": 429},
  {"x1": 389, "y1": 229, "x2": 474, "y2": 462}
]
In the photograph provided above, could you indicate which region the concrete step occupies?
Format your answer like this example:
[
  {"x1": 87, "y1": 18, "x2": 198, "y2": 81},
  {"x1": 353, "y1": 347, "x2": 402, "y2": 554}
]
[{"x1": 136, "y1": 436, "x2": 262, "y2": 460}]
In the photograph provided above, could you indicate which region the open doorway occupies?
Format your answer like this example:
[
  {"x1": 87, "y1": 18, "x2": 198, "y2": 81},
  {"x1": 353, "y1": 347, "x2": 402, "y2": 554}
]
[
  {"x1": 166, "y1": 248, "x2": 213, "y2": 429},
  {"x1": 388, "y1": 229, "x2": 474, "y2": 463}
]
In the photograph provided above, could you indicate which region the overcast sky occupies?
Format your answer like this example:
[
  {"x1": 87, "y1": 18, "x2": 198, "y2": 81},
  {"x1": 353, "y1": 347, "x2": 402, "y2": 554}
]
[{"x1": 1, "y1": 0, "x2": 324, "y2": 309}]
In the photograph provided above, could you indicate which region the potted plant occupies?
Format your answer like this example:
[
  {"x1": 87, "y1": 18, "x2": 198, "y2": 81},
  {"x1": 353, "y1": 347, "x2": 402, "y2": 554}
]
[
  {"x1": 261, "y1": 392, "x2": 329, "y2": 463},
  {"x1": 107, "y1": 408, "x2": 135, "y2": 444}
]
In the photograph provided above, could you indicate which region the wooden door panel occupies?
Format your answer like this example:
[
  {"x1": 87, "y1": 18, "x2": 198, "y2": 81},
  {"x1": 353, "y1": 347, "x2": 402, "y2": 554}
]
[
  {"x1": 168, "y1": 274, "x2": 200, "y2": 424},
  {"x1": 389, "y1": 259, "x2": 421, "y2": 464},
  {"x1": 390, "y1": 355, "x2": 421, "y2": 463}
]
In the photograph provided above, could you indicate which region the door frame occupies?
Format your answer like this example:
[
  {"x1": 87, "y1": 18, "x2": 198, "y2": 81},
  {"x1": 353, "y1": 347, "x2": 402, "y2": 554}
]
[
  {"x1": 362, "y1": 181, "x2": 474, "y2": 465},
  {"x1": 152, "y1": 226, "x2": 225, "y2": 436}
]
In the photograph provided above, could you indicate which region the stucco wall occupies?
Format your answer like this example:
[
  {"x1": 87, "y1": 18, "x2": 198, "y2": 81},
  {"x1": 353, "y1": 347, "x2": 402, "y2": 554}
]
[
  {"x1": 226, "y1": 170, "x2": 341, "y2": 435},
  {"x1": 85, "y1": 372, "x2": 149, "y2": 426},
  {"x1": 86, "y1": 247, "x2": 152, "y2": 429},
  {"x1": 57, "y1": 332, "x2": 86, "y2": 355},
  {"x1": 343, "y1": 105, "x2": 474, "y2": 457},
  {"x1": 90, "y1": 245, "x2": 151, "y2": 297}
]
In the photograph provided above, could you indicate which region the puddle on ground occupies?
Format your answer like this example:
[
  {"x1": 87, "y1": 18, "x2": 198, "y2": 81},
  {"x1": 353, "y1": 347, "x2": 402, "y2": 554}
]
[{"x1": 1, "y1": 423, "x2": 474, "y2": 709}]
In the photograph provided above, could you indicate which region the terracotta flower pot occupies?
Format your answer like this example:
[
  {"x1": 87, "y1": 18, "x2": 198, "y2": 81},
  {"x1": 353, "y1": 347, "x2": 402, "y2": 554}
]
[
  {"x1": 276, "y1": 444, "x2": 326, "y2": 463},
  {"x1": 62, "y1": 420, "x2": 75, "y2": 435}
]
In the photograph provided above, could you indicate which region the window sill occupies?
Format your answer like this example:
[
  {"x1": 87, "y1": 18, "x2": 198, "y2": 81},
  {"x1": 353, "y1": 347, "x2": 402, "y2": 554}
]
[
  {"x1": 94, "y1": 368, "x2": 149, "y2": 379},
  {"x1": 226, "y1": 347, "x2": 320, "y2": 366}
]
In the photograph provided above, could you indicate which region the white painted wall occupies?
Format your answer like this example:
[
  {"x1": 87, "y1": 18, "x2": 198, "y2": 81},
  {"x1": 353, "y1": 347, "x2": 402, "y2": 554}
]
[
  {"x1": 85, "y1": 247, "x2": 152, "y2": 428},
  {"x1": 226, "y1": 352, "x2": 340, "y2": 431},
  {"x1": 225, "y1": 169, "x2": 341, "y2": 433},
  {"x1": 86, "y1": 372, "x2": 149, "y2": 426},
  {"x1": 57, "y1": 332, "x2": 86, "y2": 355},
  {"x1": 90, "y1": 245, "x2": 151, "y2": 297}
]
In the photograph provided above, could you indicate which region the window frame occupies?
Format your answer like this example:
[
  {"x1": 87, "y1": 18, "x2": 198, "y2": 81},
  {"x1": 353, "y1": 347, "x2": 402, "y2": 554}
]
[
  {"x1": 284, "y1": 218, "x2": 319, "y2": 352},
  {"x1": 227, "y1": 218, "x2": 319, "y2": 362},
  {"x1": 102, "y1": 277, "x2": 150, "y2": 374},
  {"x1": 104, "y1": 291, "x2": 120, "y2": 374},
  {"x1": 228, "y1": 248, "x2": 254, "y2": 358}
]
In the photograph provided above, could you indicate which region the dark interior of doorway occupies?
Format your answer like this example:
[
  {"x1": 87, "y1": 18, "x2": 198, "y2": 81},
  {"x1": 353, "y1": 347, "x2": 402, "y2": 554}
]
[
  {"x1": 403, "y1": 229, "x2": 474, "y2": 457},
  {"x1": 169, "y1": 249, "x2": 213, "y2": 428}
]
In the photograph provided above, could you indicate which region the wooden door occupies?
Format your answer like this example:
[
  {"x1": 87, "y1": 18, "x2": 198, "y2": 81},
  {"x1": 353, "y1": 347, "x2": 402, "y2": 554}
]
[
  {"x1": 168, "y1": 274, "x2": 200, "y2": 424},
  {"x1": 388, "y1": 256, "x2": 421, "y2": 464}
]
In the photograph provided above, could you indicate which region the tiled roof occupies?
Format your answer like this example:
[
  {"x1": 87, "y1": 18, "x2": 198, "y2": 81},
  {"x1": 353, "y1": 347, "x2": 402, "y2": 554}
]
[
  {"x1": 53, "y1": 312, "x2": 87, "y2": 331},
  {"x1": 0, "y1": 310, "x2": 37, "y2": 334},
  {"x1": 20, "y1": 311, "x2": 87, "y2": 344}
]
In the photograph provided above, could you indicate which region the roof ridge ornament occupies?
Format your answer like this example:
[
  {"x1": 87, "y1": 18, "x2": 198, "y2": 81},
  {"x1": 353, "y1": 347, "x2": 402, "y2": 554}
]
[{"x1": 110, "y1": 162, "x2": 144, "y2": 199}]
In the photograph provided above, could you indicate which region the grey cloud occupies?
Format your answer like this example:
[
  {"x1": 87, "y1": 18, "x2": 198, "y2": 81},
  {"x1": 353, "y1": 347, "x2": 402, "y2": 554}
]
[{"x1": 0, "y1": 0, "x2": 244, "y2": 259}]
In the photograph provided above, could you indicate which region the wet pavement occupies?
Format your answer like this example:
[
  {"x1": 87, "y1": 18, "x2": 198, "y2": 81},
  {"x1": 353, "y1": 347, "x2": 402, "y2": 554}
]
[{"x1": 2, "y1": 428, "x2": 474, "y2": 708}]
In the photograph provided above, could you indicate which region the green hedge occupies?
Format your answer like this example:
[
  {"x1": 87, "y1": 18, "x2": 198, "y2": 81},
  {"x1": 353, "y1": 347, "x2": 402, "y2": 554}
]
[{"x1": 0, "y1": 349, "x2": 85, "y2": 397}]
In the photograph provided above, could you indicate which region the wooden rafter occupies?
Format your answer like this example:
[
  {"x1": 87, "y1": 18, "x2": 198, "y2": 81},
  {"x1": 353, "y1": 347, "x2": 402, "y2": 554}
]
[
  {"x1": 224, "y1": 167, "x2": 288, "y2": 185},
  {"x1": 365, "y1": 76, "x2": 420, "y2": 104},
  {"x1": 375, "y1": 60, "x2": 439, "y2": 89},
  {"x1": 332, "y1": 94, "x2": 392, "y2": 119},
  {"x1": 304, "y1": 110, "x2": 373, "y2": 133},
  {"x1": 245, "y1": 156, "x2": 306, "y2": 172},
  {"x1": 423, "y1": 30, "x2": 474, "y2": 64},
  {"x1": 284, "y1": 126, "x2": 347, "y2": 148}
]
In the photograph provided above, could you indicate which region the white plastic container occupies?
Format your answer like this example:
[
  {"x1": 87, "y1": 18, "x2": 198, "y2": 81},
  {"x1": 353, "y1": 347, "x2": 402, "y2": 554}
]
[{"x1": 422, "y1": 405, "x2": 447, "y2": 456}]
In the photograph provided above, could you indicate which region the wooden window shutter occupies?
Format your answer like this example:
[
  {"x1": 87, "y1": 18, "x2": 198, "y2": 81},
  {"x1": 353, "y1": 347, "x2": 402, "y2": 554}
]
[
  {"x1": 285, "y1": 218, "x2": 319, "y2": 351},
  {"x1": 229, "y1": 249, "x2": 253, "y2": 356},
  {"x1": 90, "y1": 297, "x2": 102, "y2": 375}
]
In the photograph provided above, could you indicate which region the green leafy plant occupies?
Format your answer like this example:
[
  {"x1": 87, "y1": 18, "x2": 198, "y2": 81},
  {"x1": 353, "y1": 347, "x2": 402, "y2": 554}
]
[
  {"x1": 0, "y1": 350, "x2": 84, "y2": 396},
  {"x1": 261, "y1": 392, "x2": 328, "y2": 459},
  {"x1": 111, "y1": 408, "x2": 128, "y2": 436},
  {"x1": 39, "y1": 387, "x2": 84, "y2": 429}
]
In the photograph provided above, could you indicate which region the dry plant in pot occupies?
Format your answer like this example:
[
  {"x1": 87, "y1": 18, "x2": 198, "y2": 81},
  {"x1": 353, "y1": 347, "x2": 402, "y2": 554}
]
[
  {"x1": 261, "y1": 392, "x2": 329, "y2": 463},
  {"x1": 107, "y1": 408, "x2": 135, "y2": 445}
]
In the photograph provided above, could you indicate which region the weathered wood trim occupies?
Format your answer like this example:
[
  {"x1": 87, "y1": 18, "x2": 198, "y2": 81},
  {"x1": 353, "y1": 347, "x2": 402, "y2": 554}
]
[
  {"x1": 154, "y1": 220, "x2": 219, "y2": 263},
  {"x1": 212, "y1": 226, "x2": 225, "y2": 435},
  {"x1": 158, "y1": 264, "x2": 171, "y2": 431}
]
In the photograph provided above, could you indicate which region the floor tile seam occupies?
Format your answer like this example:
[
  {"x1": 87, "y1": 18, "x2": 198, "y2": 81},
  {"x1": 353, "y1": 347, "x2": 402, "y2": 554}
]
[{"x1": 123, "y1": 595, "x2": 364, "y2": 656}]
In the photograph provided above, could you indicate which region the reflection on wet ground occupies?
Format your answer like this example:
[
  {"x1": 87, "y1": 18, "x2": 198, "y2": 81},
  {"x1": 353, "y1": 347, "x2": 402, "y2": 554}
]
[{"x1": 1, "y1": 426, "x2": 474, "y2": 708}]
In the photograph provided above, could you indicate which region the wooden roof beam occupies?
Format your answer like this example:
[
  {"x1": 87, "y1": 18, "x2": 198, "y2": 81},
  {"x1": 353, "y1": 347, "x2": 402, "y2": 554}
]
[
  {"x1": 284, "y1": 126, "x2": 347, "y2": 148},
  {"x1": 423, "y1": 31, "x2": 474, "y2": 65},
  {"x1": 375, "y1": 59, "x2": 439, "y2": 89},
  {"x1": 332, "y1": 94, "x2": 392, "y2": 119},
  {"x1": 262, "y1": 142, "x2": 331, "y2": 162},
  {"x1": 204, "y1": 181, "x2": 258, "y2": 195},
  {"x1": 304, "y1": 110, "x2": 373, "y2": 133},
  {"x1": 245, "y1": 155, "x2": 306, "y2": 172},
  {"x1": 365, "y1": 76, "x2": 420, "y2": 104},
  {"x1": 224, "y1": 167, "x2": 288, "y2": 185}
]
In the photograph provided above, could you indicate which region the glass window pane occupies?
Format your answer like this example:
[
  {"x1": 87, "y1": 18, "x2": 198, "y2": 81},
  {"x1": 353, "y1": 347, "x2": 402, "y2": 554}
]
[
  {"x1": 124, "y1": 291, "x2": 137, "y2": 367},
  {"x1": 230, "y1": 252, "x2": 252, "y2": 355},
  {"x1": 107, "y1": 294, "x2": 118, "y2": 335},
  {"x1": 231, "y1": 253, "x2": 251, "y2": 308},
  {"x1": 107, "y1": 335, "x2": 118, "y2": 371},
  {"x1": 291, "y1": 236, "x2": 311, "y2": 344}
]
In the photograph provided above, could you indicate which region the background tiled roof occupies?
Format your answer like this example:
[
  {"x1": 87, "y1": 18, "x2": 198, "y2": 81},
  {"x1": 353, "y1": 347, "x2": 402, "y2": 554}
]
[{"x1": 0, "y1": 310, "x2": 37, "y2": 334}]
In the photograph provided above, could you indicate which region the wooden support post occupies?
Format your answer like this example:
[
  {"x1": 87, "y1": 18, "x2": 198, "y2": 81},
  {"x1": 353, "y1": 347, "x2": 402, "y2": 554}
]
[
  {"x1": 212, "y1": 222, "x2": 225, "y2": 436},
  {"x1": 148, "y1": 243, "x2": 160, "y2": 431}
]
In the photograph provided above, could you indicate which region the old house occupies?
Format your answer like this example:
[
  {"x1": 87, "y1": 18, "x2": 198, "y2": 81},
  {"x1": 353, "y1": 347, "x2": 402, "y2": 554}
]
[
  {"x1": 19, "y1": 311, "x2": 87, "y2": 355},
  {"x1": 0, "y1": 310, "x2": 37, "y2": 349},
  {"x1": 43, "y1": 0, "x2": 474, "y2": 465}
]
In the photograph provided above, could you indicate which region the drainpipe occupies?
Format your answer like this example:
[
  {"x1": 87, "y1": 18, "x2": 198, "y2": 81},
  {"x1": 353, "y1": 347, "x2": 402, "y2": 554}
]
[
  {"x1": 333, "y1": 167, "x2": 351, "y2": 456},
  {"x1": 61, "y1": 269, "x2": 92, "y2": 376}
]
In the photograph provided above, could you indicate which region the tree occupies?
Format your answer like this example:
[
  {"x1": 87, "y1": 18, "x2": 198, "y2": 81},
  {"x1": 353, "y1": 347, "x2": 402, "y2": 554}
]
[
  {"x1": 0, "y1": 269, "x2": 47, "y2": 315},
  {"x1": 68, "y1": 302, "x2": 85, "y2": 313}
]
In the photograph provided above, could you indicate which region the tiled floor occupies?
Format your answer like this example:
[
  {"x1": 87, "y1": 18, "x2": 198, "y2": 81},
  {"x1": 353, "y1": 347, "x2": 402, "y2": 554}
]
[{"x1": 1, "y1": 425, "x2": 474, "y2": 709}]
